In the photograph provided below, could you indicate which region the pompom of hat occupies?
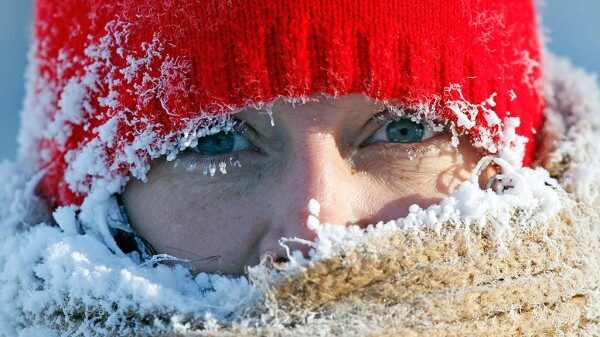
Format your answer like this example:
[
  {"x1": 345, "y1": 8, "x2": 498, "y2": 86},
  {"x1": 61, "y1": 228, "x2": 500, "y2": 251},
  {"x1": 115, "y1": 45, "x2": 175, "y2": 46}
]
[{"x1": 20, "y1": 0, "x2": 544, "y2": 207}]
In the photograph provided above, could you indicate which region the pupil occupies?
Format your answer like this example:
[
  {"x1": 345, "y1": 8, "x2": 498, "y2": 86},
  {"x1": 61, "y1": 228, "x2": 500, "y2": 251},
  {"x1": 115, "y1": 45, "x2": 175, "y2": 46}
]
[
  {"x1": 386, "y1": 119, "x2": 425, "y2": 143},
  {"x1": 196, "y1": 131, "x2": 235, "y2": 155}
]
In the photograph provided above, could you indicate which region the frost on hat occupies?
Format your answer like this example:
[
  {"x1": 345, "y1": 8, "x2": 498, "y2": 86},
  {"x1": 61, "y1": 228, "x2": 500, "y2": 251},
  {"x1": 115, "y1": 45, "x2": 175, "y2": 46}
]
[{"x1": 19, "y1": 0, "x2": 544, "y2": 207}]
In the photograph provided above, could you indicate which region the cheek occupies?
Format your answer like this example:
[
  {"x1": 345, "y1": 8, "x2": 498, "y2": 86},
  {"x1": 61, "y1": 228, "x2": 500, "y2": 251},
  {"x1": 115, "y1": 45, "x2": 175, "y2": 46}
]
[
  {"x1": 121, "y1": 166, "x2": 271, "y2": 275},
  {"x1": 354, "y1": 141, "x2": 481, "y2": 223}
]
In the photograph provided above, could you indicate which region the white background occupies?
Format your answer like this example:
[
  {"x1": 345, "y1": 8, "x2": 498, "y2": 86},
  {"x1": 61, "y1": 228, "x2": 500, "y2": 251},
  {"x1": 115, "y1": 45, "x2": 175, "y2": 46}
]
[{"x1": 0, "y1": 0, "x2": 598, "y2": 160}]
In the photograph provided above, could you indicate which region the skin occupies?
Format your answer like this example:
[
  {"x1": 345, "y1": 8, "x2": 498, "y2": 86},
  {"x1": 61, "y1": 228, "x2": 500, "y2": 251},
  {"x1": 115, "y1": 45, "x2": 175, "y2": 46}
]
[{"x1": 122, "y1": 92, "x2": 491, "y2": 276}]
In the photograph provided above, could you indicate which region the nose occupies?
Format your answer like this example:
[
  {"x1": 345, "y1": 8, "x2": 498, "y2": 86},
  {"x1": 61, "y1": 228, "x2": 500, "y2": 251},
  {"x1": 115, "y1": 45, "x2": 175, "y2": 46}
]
[{"x1": 257, "y1": 131, "x2": 360, "y2": 261}]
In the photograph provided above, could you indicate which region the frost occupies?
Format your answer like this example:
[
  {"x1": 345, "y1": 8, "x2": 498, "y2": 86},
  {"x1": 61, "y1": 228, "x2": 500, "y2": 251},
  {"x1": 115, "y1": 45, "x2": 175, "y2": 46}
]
[
  {"x1": 120, "y1": 36, "x2": 162, "y2": 83},
  {"x1": 306, "y1": 199, "x2": 322, "y2": 231},
  {"x1": 218, "y1": 161, "x2": 227, "y2": 175},
  {"x1": 18, "y1": 42, "x2": 59, "y2": 165},
  {"x1": 52, "y1": 205, "x2": 79, "y2": 235},
  {"x1": 445, "y1": 84, "x2": 501, "y2": 129},
  {"x1": 95, "y1": 115, "x2": 120, "y2": 146},
  {"x1": 208, "y1": 161, "x2": 217, "y2": 177},
  {"x1": 308, "y1": 198, "x2": 321, "y2": 217},
  {"x1": 497, "y1": 117, "x2": 528, "y2": 167},
  {"x1": 513, "y1": 49, "x2": 542, "y2": 90},
  {"x1": 540, "y1": 53, "x2": 600, "y2": 203},
  {"x1": 20, "y1": 19, "x2": 231, "y2": 204},
  {"x1": 443, "y1": 84, "x2": 527, "y2": 165},
  {"x1": 306, "y1": 215, "x2": 320, "y2": 231}
]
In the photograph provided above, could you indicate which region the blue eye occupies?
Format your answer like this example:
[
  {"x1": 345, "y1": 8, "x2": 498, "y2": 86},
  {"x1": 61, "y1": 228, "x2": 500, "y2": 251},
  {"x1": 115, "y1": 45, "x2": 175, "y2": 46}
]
[
  {"x1": 366, "y1": 117, "x2": 434, "y2": 144},
  {"x1": 192, "y1": 130, "x2": 253, "y2": 155}
]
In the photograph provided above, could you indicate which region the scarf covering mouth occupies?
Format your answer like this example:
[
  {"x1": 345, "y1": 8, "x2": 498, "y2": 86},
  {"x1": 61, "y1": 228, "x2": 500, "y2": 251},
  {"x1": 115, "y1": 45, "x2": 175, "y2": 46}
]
[{"x1": 0, "y1": 54, "x2": 599, "y2": 337}]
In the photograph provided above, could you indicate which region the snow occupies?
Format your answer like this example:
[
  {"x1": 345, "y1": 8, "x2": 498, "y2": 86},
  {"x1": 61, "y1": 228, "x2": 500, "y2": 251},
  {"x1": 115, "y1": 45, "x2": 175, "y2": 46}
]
[
  {"x1": 444, "y1": 84, "x2": 528, "y2": 165},
  {"x1": 541, "y1": 53, "x2": 600, "y2": 204},
  {"x1": 307, "y1": 198, "x2": 321, "y2": 230},
  {"x1": 308, "y1": 198, "x2": 321, "y2": 217},
  {"x1": 17, "y1": 42, "x2": 57, "y2": 166},
  {"x1": 306, "y1": 215, "x2": 320, "y2": 231},
  {"x1": 52, "y1": 205, "x2": 79, "y2": 235}
]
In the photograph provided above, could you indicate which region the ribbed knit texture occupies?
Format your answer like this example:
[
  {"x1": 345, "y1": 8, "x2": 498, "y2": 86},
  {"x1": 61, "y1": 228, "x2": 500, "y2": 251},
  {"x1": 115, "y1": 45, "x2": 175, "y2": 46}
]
[{"x1": 28, "y1": 0, "x2": 544, "y2": 207}]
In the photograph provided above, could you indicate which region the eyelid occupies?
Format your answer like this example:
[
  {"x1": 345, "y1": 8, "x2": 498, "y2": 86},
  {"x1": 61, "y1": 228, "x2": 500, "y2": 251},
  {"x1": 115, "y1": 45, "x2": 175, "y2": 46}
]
[
  {"x1": 234, "y1": 119, "x2": 280, "y2": 154},
  {"x1": 228, "y1": 120, "x2": 259, "y2": 148},
  {"x1": 233, "y1": 120, "x2": 256, "y2": 142},
  {"x1": 354, "y1": 109, "x2": 394, "y2": 147}
]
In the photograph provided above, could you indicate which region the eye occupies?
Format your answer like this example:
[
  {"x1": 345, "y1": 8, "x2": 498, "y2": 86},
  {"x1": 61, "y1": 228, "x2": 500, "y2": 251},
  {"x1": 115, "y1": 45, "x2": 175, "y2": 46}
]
[
  {"x1": 191, "y1": 130, "x2": 254, "y2": 155},
  {"x1": 364, "y1": 117, "x2": 435, "y2": 145}
]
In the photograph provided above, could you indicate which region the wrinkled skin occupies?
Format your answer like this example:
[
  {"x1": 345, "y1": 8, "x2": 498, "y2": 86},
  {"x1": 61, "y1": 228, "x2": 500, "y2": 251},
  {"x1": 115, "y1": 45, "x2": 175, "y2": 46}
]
[{"x1": 122, "y1": 93, "x2": 489, "y2": 275}]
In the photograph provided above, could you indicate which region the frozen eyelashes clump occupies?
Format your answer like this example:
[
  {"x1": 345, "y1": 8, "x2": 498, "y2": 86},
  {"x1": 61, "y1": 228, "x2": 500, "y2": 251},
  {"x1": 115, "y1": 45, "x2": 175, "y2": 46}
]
[
  {"x1": 219, "y1": 161, "x2": 227, "y2": 174},
  {"x1": 181, "y1": 154, "x2": 242, "y2": 177}
]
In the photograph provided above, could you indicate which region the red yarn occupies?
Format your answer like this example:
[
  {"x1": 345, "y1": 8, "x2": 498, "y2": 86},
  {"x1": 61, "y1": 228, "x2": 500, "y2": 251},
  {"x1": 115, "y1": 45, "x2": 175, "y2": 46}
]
[{"x1": 29, "y1": 0, "x2": 544, "y2": 207}]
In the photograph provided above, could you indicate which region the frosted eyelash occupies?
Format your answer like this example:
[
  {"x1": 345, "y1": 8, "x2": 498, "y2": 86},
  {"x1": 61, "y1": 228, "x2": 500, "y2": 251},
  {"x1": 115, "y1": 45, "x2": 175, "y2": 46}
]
[{"x1": 174, "y1": 154, "x2": 243, "y2": 177}]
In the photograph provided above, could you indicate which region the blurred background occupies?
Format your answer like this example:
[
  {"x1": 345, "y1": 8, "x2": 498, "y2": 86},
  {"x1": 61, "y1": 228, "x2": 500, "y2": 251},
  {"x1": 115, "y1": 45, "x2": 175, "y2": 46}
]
[{"x1": 0, "y1": 1, "x2": 598, "y2": 160}]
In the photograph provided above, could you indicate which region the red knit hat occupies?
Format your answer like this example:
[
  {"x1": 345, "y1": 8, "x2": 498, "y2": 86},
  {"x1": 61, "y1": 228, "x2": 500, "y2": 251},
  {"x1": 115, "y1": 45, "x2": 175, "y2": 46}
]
[{"x1": 21, "y1": 0, "x2": 544, "y2": 208}]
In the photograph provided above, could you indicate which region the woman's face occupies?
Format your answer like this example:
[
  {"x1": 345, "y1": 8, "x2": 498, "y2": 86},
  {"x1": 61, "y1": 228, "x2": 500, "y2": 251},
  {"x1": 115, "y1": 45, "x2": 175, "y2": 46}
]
[{"x1": 122, "y1": 93, "x2": 485, "y2": 275}]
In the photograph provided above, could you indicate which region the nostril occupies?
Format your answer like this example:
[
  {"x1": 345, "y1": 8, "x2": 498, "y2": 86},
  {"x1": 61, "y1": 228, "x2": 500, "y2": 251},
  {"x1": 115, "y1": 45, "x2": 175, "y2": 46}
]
[
  {"x1": 273, "y1": 255, "x2": 290, "y2": 264},
  {"x1": 261, "y1": 249, "x2": 291, "y2": 265}
]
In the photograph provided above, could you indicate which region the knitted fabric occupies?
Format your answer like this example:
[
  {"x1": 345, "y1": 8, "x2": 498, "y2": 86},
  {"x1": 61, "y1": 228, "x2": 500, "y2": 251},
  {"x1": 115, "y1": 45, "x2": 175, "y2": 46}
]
[{"x1": 23, "y1": 0, "x2": 544, "y2": 207}]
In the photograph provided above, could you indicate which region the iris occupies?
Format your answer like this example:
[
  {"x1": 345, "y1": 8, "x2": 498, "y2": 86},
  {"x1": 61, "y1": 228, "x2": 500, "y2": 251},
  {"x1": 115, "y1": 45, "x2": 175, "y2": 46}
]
[
  {"x1": 386, "y1": 118, "x2": 425, "y2": 143},
  {"x1": 195, "y1": 131, "x2": 236, "y2": 155},
  {"x1": 364, "y1": 116, "x2": 432, "y2": 145}
]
